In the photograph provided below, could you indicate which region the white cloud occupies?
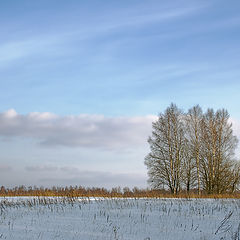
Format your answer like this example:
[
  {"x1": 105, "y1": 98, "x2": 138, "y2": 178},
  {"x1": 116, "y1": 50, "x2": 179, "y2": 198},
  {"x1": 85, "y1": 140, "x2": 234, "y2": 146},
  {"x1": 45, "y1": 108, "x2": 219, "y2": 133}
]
[
  {"x1": 3, "y1": 109, "x2": 18, "y2": 118},
  {"x1": 0, "y1": 109, "x2": 156, "y2": 150}
]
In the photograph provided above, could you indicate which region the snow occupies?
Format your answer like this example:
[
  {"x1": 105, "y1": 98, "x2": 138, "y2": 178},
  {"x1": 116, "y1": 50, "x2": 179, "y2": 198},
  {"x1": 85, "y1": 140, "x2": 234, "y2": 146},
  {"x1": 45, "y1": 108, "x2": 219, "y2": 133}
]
[{"x1": 0, "y1": 197, "x2": 240, "y2": 240}]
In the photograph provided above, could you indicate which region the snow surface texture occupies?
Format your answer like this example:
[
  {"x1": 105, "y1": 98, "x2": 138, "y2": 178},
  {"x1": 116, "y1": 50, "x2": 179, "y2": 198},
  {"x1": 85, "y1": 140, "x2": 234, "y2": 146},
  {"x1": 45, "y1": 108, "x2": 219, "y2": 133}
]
[{"x1": 0, "y1": 197, "x2": 240, "y2": 240}]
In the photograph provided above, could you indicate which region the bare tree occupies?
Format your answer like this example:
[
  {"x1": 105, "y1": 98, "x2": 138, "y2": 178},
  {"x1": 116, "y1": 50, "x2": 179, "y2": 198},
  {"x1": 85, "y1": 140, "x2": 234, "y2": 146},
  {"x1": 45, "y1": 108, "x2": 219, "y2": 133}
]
[
  {"x1": 185, "y1": 105, "x2": 203, "y2": 194},
  {"x1": 182, "y1": 139, "x2": 196, "y2": 193},
  {"x1": 144, "y1": 103, "x2": 185, "y2": 194},
  {"x1": 199, "y1": 108, "x2": 238, "y2": 194}
]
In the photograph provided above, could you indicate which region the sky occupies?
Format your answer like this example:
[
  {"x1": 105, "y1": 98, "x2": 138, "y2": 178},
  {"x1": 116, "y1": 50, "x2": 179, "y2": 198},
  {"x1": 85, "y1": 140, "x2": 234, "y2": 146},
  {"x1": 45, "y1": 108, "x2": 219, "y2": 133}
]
[{"x1": 0, "y1": 0, "x2": 240, "y2": 188}]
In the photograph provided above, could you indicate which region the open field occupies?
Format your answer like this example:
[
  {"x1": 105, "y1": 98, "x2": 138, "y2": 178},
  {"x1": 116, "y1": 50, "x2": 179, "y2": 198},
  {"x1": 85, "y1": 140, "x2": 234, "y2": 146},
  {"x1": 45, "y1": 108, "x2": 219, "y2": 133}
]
[{"x1": 0, "y1": 197, "x2": 240, "y2": 240}]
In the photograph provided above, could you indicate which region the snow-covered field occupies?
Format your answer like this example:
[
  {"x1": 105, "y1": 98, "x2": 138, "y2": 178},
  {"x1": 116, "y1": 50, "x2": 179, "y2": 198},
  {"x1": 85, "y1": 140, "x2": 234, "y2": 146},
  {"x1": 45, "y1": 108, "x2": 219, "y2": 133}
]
[{"x1": 0, "y1": 197, "x2": 240, "y2": 240}]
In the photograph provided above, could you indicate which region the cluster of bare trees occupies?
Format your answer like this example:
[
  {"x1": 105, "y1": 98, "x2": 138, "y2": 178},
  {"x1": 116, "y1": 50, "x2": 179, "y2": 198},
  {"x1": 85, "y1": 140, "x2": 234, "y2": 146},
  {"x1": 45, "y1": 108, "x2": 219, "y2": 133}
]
[{"x1": 145, "y1": 103, "x2": 240, "y2": 194}]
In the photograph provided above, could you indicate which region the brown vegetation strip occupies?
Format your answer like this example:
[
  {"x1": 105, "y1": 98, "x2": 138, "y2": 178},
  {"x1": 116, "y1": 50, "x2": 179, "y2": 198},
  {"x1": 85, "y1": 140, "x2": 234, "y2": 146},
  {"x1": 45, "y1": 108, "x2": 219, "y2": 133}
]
[{"x1": 1, "y1": 186, "x2": 240, "y2": 198}]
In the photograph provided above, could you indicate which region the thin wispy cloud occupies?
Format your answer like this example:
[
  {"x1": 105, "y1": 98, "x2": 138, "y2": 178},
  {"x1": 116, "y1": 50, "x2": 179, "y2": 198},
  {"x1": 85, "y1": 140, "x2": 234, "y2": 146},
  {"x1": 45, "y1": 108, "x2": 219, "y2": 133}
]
[
  {"x1": 0, "y1": 35, "x2": 71, "y2": 68},
  {"x1": 96, "y1": 6, "x2": 204, "y2": 32},
  {"x1": 0, "y1": 2, "x2": 206, "y2": 68}
]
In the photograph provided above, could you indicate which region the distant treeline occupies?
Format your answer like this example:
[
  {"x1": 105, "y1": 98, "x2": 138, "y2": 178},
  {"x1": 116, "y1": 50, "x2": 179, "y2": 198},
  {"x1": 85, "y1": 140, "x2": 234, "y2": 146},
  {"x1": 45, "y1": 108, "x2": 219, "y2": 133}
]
[{"x1": 1, "y1": 185, "x2": 240, "y2": 198}]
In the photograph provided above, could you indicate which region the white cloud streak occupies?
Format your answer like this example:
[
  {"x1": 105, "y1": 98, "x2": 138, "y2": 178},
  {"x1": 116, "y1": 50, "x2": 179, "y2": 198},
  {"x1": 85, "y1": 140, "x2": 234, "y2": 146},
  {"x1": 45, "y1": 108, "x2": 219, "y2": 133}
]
[
  {"x1": 0, "y1": 34, "x2": 70, "y2": 69},
  {"x1": 96, "y1": 6, "x2": 201, "y2": 32},
  {"x1": 0, "y1": 3, "x2": 206, "y2": 68}
]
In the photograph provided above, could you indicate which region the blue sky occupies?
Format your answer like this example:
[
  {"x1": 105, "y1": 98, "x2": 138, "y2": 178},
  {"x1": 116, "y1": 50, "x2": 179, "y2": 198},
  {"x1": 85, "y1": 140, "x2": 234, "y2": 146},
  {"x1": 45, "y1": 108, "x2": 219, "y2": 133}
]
[{"x1": 0, "y1": 0, "x2": 240, "y2": 188}]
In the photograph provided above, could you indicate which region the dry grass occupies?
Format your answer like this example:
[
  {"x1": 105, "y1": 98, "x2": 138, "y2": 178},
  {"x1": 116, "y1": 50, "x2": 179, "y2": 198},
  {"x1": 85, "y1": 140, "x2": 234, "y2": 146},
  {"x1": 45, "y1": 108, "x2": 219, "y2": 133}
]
[{"x1": 0, "y1": 186, "x2": 240, "y2": 199}]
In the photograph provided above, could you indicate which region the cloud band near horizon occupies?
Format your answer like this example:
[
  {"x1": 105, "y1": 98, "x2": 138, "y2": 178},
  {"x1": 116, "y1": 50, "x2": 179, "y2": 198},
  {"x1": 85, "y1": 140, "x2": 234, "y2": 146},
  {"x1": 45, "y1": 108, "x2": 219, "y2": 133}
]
[
  {"x1": 0, "y1": 109, "x2": 239, "y2": 151},
  {"x1": 0, "y1": 109, "x2": 157, "y2": 150}
]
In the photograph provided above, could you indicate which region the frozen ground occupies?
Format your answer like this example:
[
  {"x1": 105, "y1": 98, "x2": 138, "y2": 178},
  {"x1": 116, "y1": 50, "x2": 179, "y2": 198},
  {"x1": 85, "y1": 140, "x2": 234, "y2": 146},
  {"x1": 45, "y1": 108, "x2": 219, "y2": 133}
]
[{"x1": 0, "y1": 197, "x2": 240, "y2": 240}]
